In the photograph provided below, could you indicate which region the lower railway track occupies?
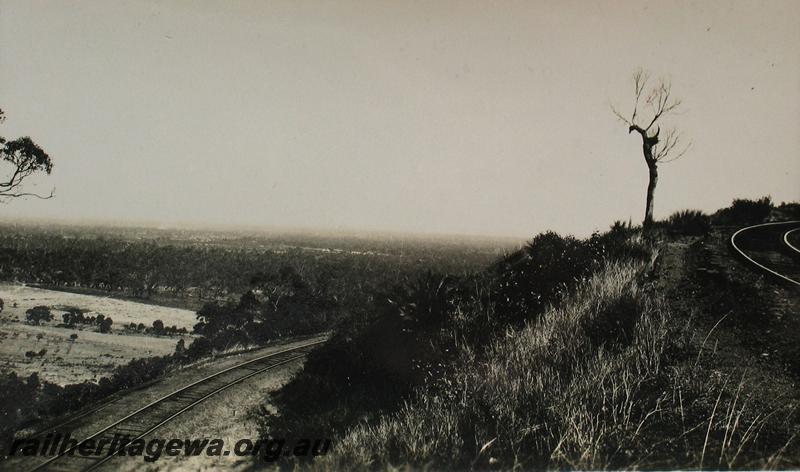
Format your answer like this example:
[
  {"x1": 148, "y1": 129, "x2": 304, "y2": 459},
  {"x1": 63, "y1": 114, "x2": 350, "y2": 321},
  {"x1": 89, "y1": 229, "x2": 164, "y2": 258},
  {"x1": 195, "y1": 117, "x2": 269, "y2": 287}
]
[
  {"x1": 25, "y1": 338, "x2": 325, "y2": 472},
  {"x1": 730, "y1": 220, "x2": 800, "y2": 286}
]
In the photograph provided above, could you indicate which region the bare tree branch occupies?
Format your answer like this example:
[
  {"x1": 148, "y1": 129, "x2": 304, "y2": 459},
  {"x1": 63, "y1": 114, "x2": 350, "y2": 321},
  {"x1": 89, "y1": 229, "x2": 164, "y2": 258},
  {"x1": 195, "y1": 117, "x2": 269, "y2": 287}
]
[
  {"x1": 612, "y1": 70, "x2": 683, "y2": 136},
  {"x1": 652, "y1": 127, "x2": 691, "y2": 163},
  {"x1": 611, "y1": 69, "x2": 690, "y2": 226},
  {"x1": 0, "y1": 188, "x2": 55, "y2": 200},
  {"x1": 631, "y1": 68, "x2": 649, "y2": 125},
  {"x1": 611, "y1": 104, "x2": 632, "y2": 126}
]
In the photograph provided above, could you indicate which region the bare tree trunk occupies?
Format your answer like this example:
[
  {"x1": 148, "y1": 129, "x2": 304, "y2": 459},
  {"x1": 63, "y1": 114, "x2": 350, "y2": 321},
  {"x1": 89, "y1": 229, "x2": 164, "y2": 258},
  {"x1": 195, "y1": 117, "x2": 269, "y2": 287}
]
[{"x1": 644, "y1": 162, "x2": 658, "y2": 227}]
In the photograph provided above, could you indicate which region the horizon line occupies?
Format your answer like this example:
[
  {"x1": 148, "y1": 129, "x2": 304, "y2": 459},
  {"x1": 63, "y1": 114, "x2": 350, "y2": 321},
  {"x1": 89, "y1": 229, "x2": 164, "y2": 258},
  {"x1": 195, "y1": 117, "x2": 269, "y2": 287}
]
[{"x1": 0, "y1": 214, "x2": 533, "y2": 244}]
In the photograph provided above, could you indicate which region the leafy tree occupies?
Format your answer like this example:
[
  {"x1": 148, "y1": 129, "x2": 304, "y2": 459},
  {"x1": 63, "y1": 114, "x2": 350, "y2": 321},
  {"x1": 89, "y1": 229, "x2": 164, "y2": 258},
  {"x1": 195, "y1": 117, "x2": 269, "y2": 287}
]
[
  {"x1": 152, "y1": 319, "x2": 164, "y2": 334},
  {"x1": 612, "y1": 70, "x2": 690, "y2": 226},
  {"x1": 99, "y1": 317, "x2": 113, "y2": 333},
  {"x1": 0, "y1": 108, "x2": 54, "y2": 200},
  {"x1": 175, "y1": 338, "x2": 186, "y2": 356},
  {"x1": 62, "y1": 307, "x2": 86, "y2": 327},
  {"x1": 25, "y1": 306, "x2": 53, "y2": 325}
]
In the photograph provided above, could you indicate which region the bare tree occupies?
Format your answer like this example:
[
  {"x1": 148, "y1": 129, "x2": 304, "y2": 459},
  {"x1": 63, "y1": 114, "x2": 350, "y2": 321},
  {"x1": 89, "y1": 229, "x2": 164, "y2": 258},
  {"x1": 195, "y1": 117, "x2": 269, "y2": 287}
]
[
  {"x1": 0, "y1": 108, "x2": 54, "y2": 201},
  {"x1": 612, "y1": 70, "x2": 689, "y2": 227}
]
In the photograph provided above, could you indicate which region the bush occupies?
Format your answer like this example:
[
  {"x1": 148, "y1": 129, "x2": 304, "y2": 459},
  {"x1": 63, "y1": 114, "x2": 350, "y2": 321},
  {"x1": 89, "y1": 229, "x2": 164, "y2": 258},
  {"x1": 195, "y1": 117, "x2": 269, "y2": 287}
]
[
  {"x1": 183, "y1": 336, "x2": 214, "y2": 361},
  {"x1": 492, "y1": 232, "x2": 594, "y2": 326},
  {"x1": 663, "y1": 209, "x2": 711, "y2": 236},
  {"x1": 775, "y1": 201, "x2": 800, "y2": 220},
  {"x1": 0, "y1": 373, "x2": 41, "y2": 454},
  {"x1": 713, "y1": 196, "x2": 773, "y2": 225}
]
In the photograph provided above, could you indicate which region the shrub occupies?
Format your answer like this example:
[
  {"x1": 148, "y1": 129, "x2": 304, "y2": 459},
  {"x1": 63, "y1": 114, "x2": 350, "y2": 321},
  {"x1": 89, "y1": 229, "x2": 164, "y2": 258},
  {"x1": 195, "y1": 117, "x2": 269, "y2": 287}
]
[
  {"x1": 664, "y1": 209, "x2": 711, "y2": 236},
  {"x1": 492, "y1": 232, "x2": 593, "y2": 326},
  {"x1": 183, "y1": 336, "x2": 213, "y2": 361},
  {"x1": 775, "y1": 201, "x2": 800, "y2": 219},
  {"x1": 0, "y1": 373, "x2": 41, "y2": 454},
  {"x1": 609, "y1": 219, "x2": 638, "y2": 238},
  {"x1": 713, "y1": 196, "x2": 773, "y2": 225}
]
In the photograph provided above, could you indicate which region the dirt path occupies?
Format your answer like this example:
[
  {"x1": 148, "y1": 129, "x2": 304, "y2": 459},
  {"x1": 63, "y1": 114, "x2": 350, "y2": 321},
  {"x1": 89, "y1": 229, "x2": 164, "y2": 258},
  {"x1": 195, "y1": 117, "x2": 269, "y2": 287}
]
[{"x1": 654, "y1": 229, "x2": 800, "y2": 399}]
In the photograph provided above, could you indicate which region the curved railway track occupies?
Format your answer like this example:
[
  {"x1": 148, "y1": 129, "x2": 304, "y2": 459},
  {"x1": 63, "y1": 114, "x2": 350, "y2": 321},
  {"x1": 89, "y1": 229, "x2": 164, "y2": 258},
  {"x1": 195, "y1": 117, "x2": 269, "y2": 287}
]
[
  {"x1": 730, "y1": 221, "x2": 800, "y2": 286},
  {"x1": 27, "y1": 338, "x2": 325, "y2": 472},
  {"x1": 784, "y1": 227, "x2": 800, "y2": 255}
]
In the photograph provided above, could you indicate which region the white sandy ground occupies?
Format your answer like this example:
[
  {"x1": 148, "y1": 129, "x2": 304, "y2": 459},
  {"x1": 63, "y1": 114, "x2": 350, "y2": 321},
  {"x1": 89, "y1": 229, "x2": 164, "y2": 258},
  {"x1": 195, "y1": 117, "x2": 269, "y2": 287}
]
[{"x1": 0, "y1": 283, "x2": 196, "y2": 384}]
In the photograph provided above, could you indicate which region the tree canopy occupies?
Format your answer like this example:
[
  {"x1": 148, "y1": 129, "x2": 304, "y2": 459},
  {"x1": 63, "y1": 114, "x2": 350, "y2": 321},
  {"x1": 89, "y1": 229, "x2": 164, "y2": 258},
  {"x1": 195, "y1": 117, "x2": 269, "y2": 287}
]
[{"x1": 0, "y1": 108, "x2": 54, "y2": 201}]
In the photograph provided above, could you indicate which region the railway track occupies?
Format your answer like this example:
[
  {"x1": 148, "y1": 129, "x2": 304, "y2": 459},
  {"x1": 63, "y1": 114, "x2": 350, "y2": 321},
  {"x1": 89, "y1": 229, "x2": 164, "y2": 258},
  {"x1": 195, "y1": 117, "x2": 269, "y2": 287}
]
[
  {"x1": 730, "y1": 221, "x2": 800, "y2": 286},
  {"x1": 27, "y1": 338, "x2": 325, "y2": 472}
]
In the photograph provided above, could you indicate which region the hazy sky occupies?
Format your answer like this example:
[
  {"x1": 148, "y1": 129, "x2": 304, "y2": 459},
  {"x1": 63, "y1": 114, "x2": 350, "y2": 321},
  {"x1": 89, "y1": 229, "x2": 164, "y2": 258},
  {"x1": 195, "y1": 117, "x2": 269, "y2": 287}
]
[{"x1": 1, "y1": 0, "x2": 798, "y2": 238}]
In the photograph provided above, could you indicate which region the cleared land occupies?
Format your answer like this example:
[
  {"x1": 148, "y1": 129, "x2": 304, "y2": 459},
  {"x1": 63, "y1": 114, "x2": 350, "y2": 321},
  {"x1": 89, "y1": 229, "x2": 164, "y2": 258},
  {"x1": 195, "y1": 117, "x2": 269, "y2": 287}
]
[
  {"x1": 4, "y1": 337, "x2": 321, "y2": 472},
  {"x1": 0, "y1": 284, "x2": 195, "y2": 385}
]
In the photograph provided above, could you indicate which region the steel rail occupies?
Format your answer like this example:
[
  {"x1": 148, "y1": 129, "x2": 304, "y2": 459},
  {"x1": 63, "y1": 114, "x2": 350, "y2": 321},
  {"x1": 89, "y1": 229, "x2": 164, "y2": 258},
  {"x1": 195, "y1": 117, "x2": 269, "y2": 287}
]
[
  {"x1": 27, "y1": 333, "x2": 325, "y2": 439},
  {"x1": 730, "y1": 220, "x2": 800, "y2": 286},
  {"x1": 27, "y1": 338, "x2": 325, "y2": 472},
  {"x1": 82, "y1": 354, "x2": 305, "y2": 472},
  {"x1": 784, "y1": 227, "x2": 800, "y2": 255}
]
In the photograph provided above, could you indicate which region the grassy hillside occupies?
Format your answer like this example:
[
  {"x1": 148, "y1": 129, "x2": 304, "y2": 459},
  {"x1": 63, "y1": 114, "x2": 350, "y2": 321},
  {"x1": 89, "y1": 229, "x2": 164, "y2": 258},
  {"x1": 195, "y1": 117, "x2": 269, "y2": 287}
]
[{"x1": 258, "y1": 197, "x2": 800, "y2": 470}]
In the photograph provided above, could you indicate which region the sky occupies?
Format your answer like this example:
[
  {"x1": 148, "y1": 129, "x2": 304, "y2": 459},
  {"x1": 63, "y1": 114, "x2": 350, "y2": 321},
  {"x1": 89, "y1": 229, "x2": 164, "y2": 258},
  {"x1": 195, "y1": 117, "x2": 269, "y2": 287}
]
[{"x1": 1, "y1": 0, "x2": 798, "y2": 238}]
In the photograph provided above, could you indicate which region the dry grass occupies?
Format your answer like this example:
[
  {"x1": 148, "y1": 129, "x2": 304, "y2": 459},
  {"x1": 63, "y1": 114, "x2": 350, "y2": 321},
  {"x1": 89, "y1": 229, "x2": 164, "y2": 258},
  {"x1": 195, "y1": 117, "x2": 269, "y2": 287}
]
[{"x1": 310, "y1": 255, "x2": 799, "y2": 470}]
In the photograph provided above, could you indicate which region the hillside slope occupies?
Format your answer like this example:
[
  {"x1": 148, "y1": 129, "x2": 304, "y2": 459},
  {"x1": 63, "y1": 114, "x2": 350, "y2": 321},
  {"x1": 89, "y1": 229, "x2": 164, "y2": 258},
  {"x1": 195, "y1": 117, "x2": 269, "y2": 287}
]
[
  {"x1": 258, "y1": 200, "x2": 800, "y2": 470},
  {"x1": 315, "y1": 235, "x2": 799, "y2": 469}
]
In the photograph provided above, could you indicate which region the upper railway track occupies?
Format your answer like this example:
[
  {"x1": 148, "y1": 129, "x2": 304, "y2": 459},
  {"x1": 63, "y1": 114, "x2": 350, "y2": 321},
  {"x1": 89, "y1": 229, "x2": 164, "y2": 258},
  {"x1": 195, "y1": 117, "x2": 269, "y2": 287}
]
[{"x1": 730, "y1": 221, "x2": 800, "y2": 286}]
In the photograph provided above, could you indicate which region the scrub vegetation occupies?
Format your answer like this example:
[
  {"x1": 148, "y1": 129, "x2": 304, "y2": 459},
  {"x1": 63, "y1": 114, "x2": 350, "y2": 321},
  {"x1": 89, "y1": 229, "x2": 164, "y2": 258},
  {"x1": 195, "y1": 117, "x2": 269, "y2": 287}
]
[{"x1": 258, "y1": 197, "x2": 800, "y2": 470}]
